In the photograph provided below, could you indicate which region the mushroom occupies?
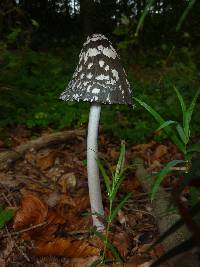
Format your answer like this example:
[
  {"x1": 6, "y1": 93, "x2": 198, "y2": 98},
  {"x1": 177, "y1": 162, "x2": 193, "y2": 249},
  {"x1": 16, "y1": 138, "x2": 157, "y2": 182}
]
[{"x1": 60, "y1": 34, "x2": 132, "y2": 231}]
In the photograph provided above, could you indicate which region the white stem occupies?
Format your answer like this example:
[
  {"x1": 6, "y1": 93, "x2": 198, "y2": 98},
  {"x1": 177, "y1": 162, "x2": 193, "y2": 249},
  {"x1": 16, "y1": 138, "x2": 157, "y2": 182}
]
[{"x1": 87, "y1": 103, "x2": 104, "y2": 231}]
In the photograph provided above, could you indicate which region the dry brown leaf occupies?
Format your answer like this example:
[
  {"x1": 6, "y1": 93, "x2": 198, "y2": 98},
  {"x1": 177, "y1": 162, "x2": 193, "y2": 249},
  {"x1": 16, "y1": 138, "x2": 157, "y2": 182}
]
[
  {"x1": 64, "y1": 215, "x2": 92, "y2": 231},
  {"x1": 73, "y1": 194, "x2": 90, "y2": 214},
  {"x1": 33, "y1": 238, "x2": 100, "y2": 257},
  {"x1": 36, "y1": 151, "x2": 58, "y2": 170},
  {"x1": 0, "y1": 139, "x2": 5, "y2": 148},
  {"x1": 132, "y1": 141, "x2": 156, "y2": 153},
  {"x1": 13, "y1": 194, "x2": 65, "y2": 241},
  {"x1": 152, "y1": 145, "x2": 168, "y2": 161},
  {"x1": 58, "y1": 172, "x2": 76, "y2": 193},
  {"x1": 112, "y1": 231, "x2": 131, "y2": 260},
  {"x1": 13, "y1": 194, "x2": 48, "y2": 230},
  {"x1": 121, "y1": 178, "x2": 140, "y2": 193}
]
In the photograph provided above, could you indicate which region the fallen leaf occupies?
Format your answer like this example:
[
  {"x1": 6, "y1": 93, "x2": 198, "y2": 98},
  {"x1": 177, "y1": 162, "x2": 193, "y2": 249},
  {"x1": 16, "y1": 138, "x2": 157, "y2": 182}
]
[
  {"x1": 58, "y1": 172, "x2": 76, "y2": 193},
  {"x1": 152, "y1": 145, "x2": 168, "y2": 161},
  {"x1": 33, "y1": 238, "x2": 100, "y2": 257},
  {"x1": 0, "y1": 139, "x2": 5, "y2": 148},
  {"x1": 36, "y1": 151, "x2": 58, "y2": 170},
  {"x1": 121, "y1": 178, "x2": 140, "y2": 193},
  {"x1": 132, "y1": 141, "x2": 156, "y2": 154},
  {"x1": 112, "y1": 231, "x2": 131, "y2": 260},
  {"x1": 13, "y1": 194, "x2": 48, "y2": 230}
]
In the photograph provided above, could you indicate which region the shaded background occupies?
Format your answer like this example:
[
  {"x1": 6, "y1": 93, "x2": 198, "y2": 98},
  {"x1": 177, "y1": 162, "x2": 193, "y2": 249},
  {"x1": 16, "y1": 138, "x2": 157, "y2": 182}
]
[{"x1": 0, "y1": 0, "x2": 200, "y2": 144}]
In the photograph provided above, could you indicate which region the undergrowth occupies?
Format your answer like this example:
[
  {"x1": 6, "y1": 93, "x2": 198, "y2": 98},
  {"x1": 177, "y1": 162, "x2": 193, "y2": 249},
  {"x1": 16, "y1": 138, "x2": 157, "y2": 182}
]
[{"x1": 0, "y1": 43, "x2": 200, "y2": 144}]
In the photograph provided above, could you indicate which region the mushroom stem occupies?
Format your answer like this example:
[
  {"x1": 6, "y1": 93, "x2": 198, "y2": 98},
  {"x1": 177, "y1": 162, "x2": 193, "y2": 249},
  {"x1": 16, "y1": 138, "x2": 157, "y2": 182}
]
[{"x1": 87, "y1": 102, "x2": 104, "y2": 231}]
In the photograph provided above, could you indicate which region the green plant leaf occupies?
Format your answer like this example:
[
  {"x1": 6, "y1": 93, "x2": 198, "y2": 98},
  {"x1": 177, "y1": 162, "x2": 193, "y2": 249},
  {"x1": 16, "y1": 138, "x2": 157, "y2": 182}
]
[
  {"x1": 0, "y1": 208, "x2": 15, "y2": 229},
  {"x1": 174, "y1": 87, "x2": 187, "y2": 132},
  {"x1": 177, "y1": 156, "x2": 200, "y2": 194},
  {"x1": 185, "y1": 88, "x2": 200, "y2": 140},
  {"x1": 157, "y1": 120, "x2": 177, "y2": 131},
  {"x1": 110, "y1": 193, "x2": 132, "y2": 222},
  {"x1": 176, "y1": 123, "x2": 188, "y2": 144},
  {"x1": 151, "y1": 160, "x2": 185, "y2": 201},
  {"x1": 114, "y1": 141, "x2": 125, "y2": 180},
  {"x1": 92, "y1": 229, "x2": 122, "y2": 263},
  {"x1": 176, "y1": 0, "x2": 197, "y2": 31},
  {"x1": 97, "y1": 159, "x2": 111, "y2": 196},
  {"x1": 135, "y1": 0, "x2": 155, "y2": 36},
  {"x1": 134, "y1": 97, "x2": 186, "y2": 154},
  {"x1": 188, "y1": 141, "x2": 200, "y2": 153}
]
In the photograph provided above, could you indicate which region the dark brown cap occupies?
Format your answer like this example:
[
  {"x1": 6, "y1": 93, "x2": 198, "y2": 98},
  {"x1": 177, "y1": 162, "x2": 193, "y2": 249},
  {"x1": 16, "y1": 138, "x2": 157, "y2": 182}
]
[{"x1": 60, "y1": 34, "x2": 133, "y2": 105}]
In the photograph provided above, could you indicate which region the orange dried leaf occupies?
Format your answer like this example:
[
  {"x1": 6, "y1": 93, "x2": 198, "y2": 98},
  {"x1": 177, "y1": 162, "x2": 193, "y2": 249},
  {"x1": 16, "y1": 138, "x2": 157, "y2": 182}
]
[
  {"x1": 36, "y1": 151, "x2": 57, "y2": 170},
  {"x1": 13, "y1": 194, "x2": 48, "y2": 230},
  {"x1": 152, "y1": 145, "x2": 168, "y2": 160},
  {"x1": 33, "y1": 238, "x2": 100, "y2": 257}
]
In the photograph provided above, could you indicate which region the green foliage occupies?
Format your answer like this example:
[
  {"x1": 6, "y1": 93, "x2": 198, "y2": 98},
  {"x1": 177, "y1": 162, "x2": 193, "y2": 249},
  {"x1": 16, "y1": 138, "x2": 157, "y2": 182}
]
[
  {"x1": 0, "y1": 207, "x2": 15, "y2": 229},
  {"x1": 0, "y1": 44, "x2": 200, "y2": 145},
  {"x1": 135, "y1": 87, "x2": 200, "y2": 199},
  {"x1": 95, "y1": 142, "x2": 131, "y2": 264}
]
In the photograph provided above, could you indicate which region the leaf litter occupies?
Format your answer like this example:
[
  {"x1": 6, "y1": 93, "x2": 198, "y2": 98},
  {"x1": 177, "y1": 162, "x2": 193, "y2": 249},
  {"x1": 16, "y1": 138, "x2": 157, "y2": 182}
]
[{"x1": 0, "y1": 127, "x2": 179, "y2": 266}]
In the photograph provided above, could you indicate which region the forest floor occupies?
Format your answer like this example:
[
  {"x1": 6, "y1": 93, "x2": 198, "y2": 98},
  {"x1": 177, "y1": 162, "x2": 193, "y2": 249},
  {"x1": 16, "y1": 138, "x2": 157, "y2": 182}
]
[{"x1": 0, "y1": 126, "x2": 182, "y2": 267}]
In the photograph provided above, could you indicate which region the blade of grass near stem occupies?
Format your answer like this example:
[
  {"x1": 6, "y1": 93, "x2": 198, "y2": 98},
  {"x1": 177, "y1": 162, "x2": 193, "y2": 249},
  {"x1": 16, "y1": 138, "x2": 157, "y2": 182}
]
[
  {"x1": 151, "y1": 160, "x2": 185, "y2": 201},
  {"x1": 110, "y1": 193, "x2": 132, "y2": 222},
  {"x1": 92, "y1": 229, "x2": 123, "y2": 263},
  {"x1": 176, "y1": 124, "x2": 188, "y2": 145},
  {"x1": 185, "y1": 88, "x2": 200, "y2": 139},
  {"x1": 134, "y1": 97, "x2": 186, "y2": 154},
  {"x1": 174, "y1": 87, "x2": 187, "y2": 131},
  {"x1": 114, "y1": 141, "x2": 125, "y2": 179},
  {"x1": 97, "y1": 159, "x2": 111, "y2": 196},
  {"x1": 157, "y1": 120, "x2": 177, "y2": 131}
]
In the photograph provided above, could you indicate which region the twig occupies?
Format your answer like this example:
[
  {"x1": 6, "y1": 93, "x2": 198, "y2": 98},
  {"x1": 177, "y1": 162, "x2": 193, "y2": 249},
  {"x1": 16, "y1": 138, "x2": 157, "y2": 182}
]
[
  {"x1": 5, "y1": 226, "x2": 30, "y2": 262},
  {"x1": 3, "y1": 222, "x2": 47, "y2": 238},
  {"x1": 0, "y1": 192, "x2": 12, "y2": 206}
]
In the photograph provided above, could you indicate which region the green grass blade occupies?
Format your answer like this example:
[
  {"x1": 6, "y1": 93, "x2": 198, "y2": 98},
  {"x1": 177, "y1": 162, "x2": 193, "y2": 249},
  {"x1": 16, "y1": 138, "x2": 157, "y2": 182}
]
[
  {"x1": 114, "y1": 141, "x2": 125, "y2": 180},
  {"x1": 110, "y1": 193, "x2": 132, "y2": 222},
  {"x1": 97, "y1": 159, "x2": 111, "y2": 196},
  {"x1": 135, "y1": 0, "x2": 155, "y2": 36},
  {"x1": 185, "y1": 88, "x2": 200, "y2": 139},
  {"x1": 188, "y1": 141, "x2": 200, "y2": 153},
  {"x1": 110, "y1": 174, "x2": 125, "y2": 202},
  {"x1": 176, "y1": 0, "x2": 197, "y2": 31},
  {"x1": 157, "y1": 120, "x2": 177, "y2": 131},
  {"x1": 176, "y1": 124, "x2": 188, "y2": 145},
  {"x1": 134, "y1": 97, "x2": 186, "y2": 154},
  {"x1": 174, "y1": 87, "x2": 187, "y2": 131},
  {"x1": 92, "y1": 229, "x2": 123, "y2": 263},
  {"x1": 151, "y1": 160, "x2": 185, "y2": 201}
]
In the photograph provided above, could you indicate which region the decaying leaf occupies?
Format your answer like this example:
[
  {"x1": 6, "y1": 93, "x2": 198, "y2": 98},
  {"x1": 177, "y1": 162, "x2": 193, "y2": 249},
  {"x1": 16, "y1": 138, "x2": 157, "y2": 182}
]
[
  {"x1": 152, "y1": 145, "x2": 168, "y2": 161},
  {"x1": 36, "y1": 151, "x2": 58, "y2": 170},
  {"x1": 13, "y1": 194, "x2": 48, "y2": 230},
  {"x1": 32, "y1": 238, "x2": 100, "y2": 257},
  {"x1": 13, "y1": 194, "x2": 65, "y2": 241},
  {"x1": 58, "y1": 172, "x2": 76, "y2": 193},
  {"x1": 112, "y1": 231, "x2": 131, "y2": 260}
]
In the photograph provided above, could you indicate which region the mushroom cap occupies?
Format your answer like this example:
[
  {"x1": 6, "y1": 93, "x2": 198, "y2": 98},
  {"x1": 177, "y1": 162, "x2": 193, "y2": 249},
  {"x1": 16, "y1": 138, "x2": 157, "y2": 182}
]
[{"x1": 60, "y1": 34, "x2": 133, "y2": 105}]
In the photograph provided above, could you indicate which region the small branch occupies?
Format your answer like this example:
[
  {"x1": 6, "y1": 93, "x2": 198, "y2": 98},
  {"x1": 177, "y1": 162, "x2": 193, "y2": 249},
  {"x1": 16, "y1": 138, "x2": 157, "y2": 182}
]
[{"x1": 3, "y1": 222, "x2": 47, "y2": 238}]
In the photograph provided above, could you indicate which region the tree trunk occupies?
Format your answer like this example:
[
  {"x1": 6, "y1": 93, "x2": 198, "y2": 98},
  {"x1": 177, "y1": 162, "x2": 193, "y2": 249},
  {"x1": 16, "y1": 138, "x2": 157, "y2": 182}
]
[{"x1": 80, "y1": 0, "x2": 94, "y2": 38}]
